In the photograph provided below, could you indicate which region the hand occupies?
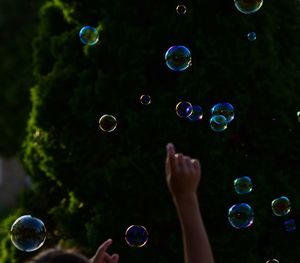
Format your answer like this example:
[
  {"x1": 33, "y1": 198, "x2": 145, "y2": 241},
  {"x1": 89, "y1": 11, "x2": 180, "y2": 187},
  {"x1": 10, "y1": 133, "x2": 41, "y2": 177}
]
[
  {"x1": 89, "y1": 239, "x2": 119, "y2": 263},
  {"x1": 165, "y1": 143, "x2": 201, "y2": 200}
]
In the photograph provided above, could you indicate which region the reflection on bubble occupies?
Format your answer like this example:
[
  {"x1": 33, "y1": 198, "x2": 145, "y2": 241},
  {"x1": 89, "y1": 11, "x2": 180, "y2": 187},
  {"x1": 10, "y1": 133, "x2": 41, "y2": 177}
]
[
  {"x1": 210, "y1": 115, "x2": 227, "y2": 132},
  {"x1": 10, "y1": 215, "x2": 46, "y2": 252},
  {"x1": 284, "y1": 218, "x2": 296, "y2": 232},
  {"x1": 79, "y1": 26, "x2": 99, "y2": 46},
  {"x1": 228, "y1": 203, "x2": 254, "y2": 229},
  {"x1": 176, "y1": 101, "x2": 193, "y2": 118},
  {"x1": 271, "y1": 196, "x2": 291, "y2": 216},
  {"x1": 188, "y1": 105, "x2": 203, "y2": 121},
  {"x1": 234, "y1": 0, "x2": 263, "y2": 14},
  {"x1": 140, "y1": 95, "x2": 151, "y2": 105},
  {"x1": 176, "y1": 5, "x2": 187, "y2": 15},
  {"x1": 247, "y1": 32, "x2": 256, "y2": 41},
  {"x1": 211, "y1": 102, "x2": 234, "y2": 123},
  {"x1": 125, "y1": 225, "x2": 149, "y2": 248},
  {"x1": 297, "y1": 111, "x2": 300, "y2": 122},
  {"x1": 266, "y1": 260, "x2": 279, "y2": 263},
  {"x1": 99, "y1": 115, "x2": 117, "y2": 132},
  {"x1": 165, "y1": 46, "x2": 192, "y2": 71},
  {"x1": 234, "y1": 176, "x2": 253, "y2": 195}
]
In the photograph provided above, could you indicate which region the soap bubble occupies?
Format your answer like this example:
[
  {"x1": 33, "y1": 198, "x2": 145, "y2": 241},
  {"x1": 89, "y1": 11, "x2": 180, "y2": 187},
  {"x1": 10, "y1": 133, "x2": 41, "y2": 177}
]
[
  {"x1": 228, "y1": 203, "x2": 254, "y2": 229},
  {"x1": 188, "y1": 105, "x2": 203, "y2": 121},
  {"x1": 176, "y1": 101, "x2": 193, "y2": 118},
  {"x1": 234, "y1": 0, "x2": 263, "y2": 14},
  {"x1": 266, "y1": 260, "x2": 279, "y2": 263},
  {"x1": 211, "y1": 102, "x2": 234, "y2": 123},
  {"x1": 210, "y1": 115, "x2": 227, "y2": 132},
  {"x1": 234, "y1": 176, "x2": 253, "y2": 195},
  {"x1": 79, "y1": 26, "x2": 99, "y2": 46},
  {"x1": 247, "y1": 32, "x2": 256, "y2": 41},
  {"x1": 271, "y1": 196, "x2": 291, "y2": 216},
  {"x1": 125, "y1": 225, "x2": 149, "y2": 248},
  {"x1": 140, "y1": 95, "x2": 151, "y2": 105},
  {"x1": 165, "y1": 46, "x2": 192, "y2": 71},
  {"x1": 99, "y1": 115, "x2": 117, "y2": 132},
  {"x1": 176, "y1": 5, "x2": 187, "y2": 15},
  {"x1": 10, "y1": 215, "x2": 46, "y2": 252},
  {"x1": 297, "y1": 111, "x2": 300, "y2": 122},
  {"x1": 283, "y1": 218, "x2": 296, "y2": 232}
]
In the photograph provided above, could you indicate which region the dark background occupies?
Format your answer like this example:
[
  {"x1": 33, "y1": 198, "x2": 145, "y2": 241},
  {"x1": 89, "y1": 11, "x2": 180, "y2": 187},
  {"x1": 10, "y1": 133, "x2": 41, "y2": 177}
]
[{"x1": 0, "y1": 0, "x2": 299, "y2": 262}]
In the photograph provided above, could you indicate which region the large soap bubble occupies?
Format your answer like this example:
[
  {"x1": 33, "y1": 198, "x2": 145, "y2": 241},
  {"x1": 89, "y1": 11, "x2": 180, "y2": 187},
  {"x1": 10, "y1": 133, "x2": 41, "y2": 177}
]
[
  {"x1": 165, "y1": 46, "x2": 192, "y2": 71},
  {"x1": 125, "y1": 225, "x2": 149, "y2": 248},
  {"x1": 228, "y1": 203, "x2": 254, "y2": 229},
  {"x1": 234, "y1": 0, "x2": 263, "y2": 14}
]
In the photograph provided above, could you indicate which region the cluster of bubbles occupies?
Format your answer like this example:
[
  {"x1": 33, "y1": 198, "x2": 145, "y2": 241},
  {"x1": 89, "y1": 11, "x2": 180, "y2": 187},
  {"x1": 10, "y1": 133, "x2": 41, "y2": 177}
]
[
  {"x1": 99, "y1": 114, "x2": 117, "y2": 132},
  {"x1": 234, "y1": 0, "x2": 263, "y2": 14},
  {"x1": 234, "y1": 176, "x2": 253, "y2": 195},
  {"x1": 210, "y1": 102, "x2": 234, "y2": 132},
  {"x1": 125, "y1": 225, "x2": 149, "y2": 248},
  {"x1": 10, "y1": 215, "x2": 46, "y2": 252},
  {"x1": 175, "y1": 101, "x2": 203, "y2": 121},
  {"x1": 271, "y1": 196, "x2": 291, "y2": 217},
  {"x1": 79, "y1": 26, "x2": 99, "y2": 46},
  {"x1": 247, "y1": 31, "x2": 257, "y2": 41},
  {"x1": 228, "y1": 203, "x2": 254, "y2": 229},
  {"x1": 176, "y1": 4, "x2": 187, "y2": 15},
  {"x1": 140, "y1": 95, "x2": 151, "y2": 105},
  {"x1": 165, "y1": 45, "x2": 192, "y2": 71}
]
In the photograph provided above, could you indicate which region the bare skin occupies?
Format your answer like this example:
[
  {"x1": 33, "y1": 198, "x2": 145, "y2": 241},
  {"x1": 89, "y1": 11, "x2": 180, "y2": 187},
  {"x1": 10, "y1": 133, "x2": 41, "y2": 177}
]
[
  {"x1": 89, "y1": 239, "x2": 119, "y2": 263},
  {"x1": 165, "y1": 143, "x2": 215, "y2": 263}
]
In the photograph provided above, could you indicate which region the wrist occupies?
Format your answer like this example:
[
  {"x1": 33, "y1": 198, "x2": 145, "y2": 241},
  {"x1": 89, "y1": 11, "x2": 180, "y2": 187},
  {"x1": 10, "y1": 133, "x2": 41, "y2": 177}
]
[{"x1": 173, "y1": 193, "x2": 198, "y2": 206}]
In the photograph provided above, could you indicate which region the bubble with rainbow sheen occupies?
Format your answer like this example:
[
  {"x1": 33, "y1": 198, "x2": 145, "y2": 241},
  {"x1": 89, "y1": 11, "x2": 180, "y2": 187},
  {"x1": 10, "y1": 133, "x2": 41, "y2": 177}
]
[
  {"x1": 125, "y1": 225, "x2": 149, "y2": 248},
  {"x1": 247, "y1": 32, "x2": 256, "y2": 41},
  {"x1": 99, "y1": 114, "x2": 117, "y2": 132},
  {"x1": 211, "y1": 102, "x2": 234, "y2": 123},
  {"x1": 234, "y1": 0, "x2": 263, "y2": 14},
  {"x1": 176, "y1": 4, "x2": 187, "y2": 15},
  {"x1": 228, "y1": 203, "x2": 254, "y2": 229},
  {"x1": 266, "y1": 260, "x2": 279, "y2": 263},
  {"x1": 79, "y1": 26, "x2": 99, "y2": 46},
  {"x1": 140, "y1": 95, "x2": 151, "y2": 105},
  {"x1": 283, "y1": 218, "x2": 296, "y2": 233},
  {"x1": 210, "y1": 115, "x2": 227, "y2": 132},
  {"x1": 234, "y1": 176, "x2": 253, "y2": 195},
  {"x1": 271, "y1": 196, "x2": 291, "y2": 216},
  {"x1": 188, "y1": 105, "x2": 203, "y2": 121},
  {"x1": 165, "y1": 45, "x2": 192, "y2": 71},
  {"x1": 10, "y1": 215, "x2": 46, "y2": 252},
  {"x1": 176, "y1": 101, "x2": 193, "y2": 118}
]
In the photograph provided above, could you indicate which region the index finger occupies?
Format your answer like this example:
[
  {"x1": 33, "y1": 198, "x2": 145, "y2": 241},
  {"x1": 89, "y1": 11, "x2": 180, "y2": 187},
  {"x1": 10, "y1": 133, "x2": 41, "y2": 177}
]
[
  {"x1": 166, "y1": 143, "x2": 176, "y2": 167},
  {"x1": 92, "y1": 239, "x2": 113, "y2": 261}
]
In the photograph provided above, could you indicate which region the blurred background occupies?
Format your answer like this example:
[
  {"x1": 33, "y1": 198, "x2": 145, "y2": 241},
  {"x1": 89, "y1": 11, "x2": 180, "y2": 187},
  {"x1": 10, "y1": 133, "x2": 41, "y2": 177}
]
[{"x1": 0, "y1": 0, "x2": 299, "y2": 262}]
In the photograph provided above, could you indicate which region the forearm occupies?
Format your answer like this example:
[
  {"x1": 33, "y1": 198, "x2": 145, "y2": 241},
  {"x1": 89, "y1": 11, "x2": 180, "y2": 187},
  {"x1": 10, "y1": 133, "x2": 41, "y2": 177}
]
[{"x1": 174, "y1": 194, "x2": 215, "y2": 263}]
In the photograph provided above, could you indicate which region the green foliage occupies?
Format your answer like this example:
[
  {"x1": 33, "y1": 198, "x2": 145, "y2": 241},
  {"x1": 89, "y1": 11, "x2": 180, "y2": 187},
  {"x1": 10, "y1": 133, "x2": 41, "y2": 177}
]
[{"x1": 1, "y1": 0, "x2": 300, "y2": 262}]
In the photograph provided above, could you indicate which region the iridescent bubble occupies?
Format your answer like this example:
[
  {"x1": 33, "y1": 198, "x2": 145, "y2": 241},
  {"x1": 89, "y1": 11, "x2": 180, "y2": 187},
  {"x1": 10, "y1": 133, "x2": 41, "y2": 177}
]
[
  {"x1": 125, "y1": 225, "x2": 149, "y2": 248},
  {"x1": 140, "y1": 95, "x2": 151, "y2": 105},
  {"x1": 176, "y1": 4, "x2": 187, "y2": 15},
  {"x1": 79, "y1": 26, "x2": 99, "y2": 46},
  {"x1": 176, "y1": 101, "x2": 193, "y2": 118},
  {"x1": 271, "y1": 196, "x2": 291, "y2": 216},
  {"x1": 210, "y1": 115, "x2": 227, "y2": 132},
  {"x1": 10, "y1": 215, "x2": 46, "y2": 252},
  {"x1": 234, "y1": 176, "x2": 253, "y2": 195},
  {"x1": 187, "y1": 105, "x2": 203, "y2": 121},
  {"x1": 247, "y1": 32, "x2": 256, "y2": 41},
  {"x1": 234, "y1": 0, "x2": 263, "y2": 14},
  {"x1": 99, "y1": 115, "x2": 117, "y2": 132},
  {"x1": 297, "y1": 111, "x2": 300, "y2": 122},
  {"x1": 211, "y1": 102, "x2": 234, "y2": 123},
  {"x1": 228, "y1": 203, "x2": 254, "y2": 229},
  {"x1": 266, "y1": 260, "x2": 280, "y2": 263},
  {"x1": 165, "y1": 46, "x2": 192, "y2": 71},
  {"x1": 284, "y1": 218, "x2": 296, "y2": 232}
]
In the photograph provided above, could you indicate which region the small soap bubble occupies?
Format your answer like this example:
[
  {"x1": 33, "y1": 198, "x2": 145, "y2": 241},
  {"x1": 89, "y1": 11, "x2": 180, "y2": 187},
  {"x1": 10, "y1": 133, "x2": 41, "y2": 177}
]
[
  {"x1": 140, "y1": 95, "x2": 151, "y2": 105},
  {"x1": 125, "y1": 225, "x2": 149, "y2": 248},
  {"x1": 284, "y1": 218, "x2": 296, "y2": 232},
  {"x1": 247, "y1": 32, "x2": 256, "y2": 41},
  {"x1": 211, "y1": 102, "x2": 234, "y2": 123},
  {"x1": 210, "y1": 115, "x2": 227, "y2": 132},
  {"x1": 234, "y1": 0, "x2": 263, "y2": 14},
  {"x1": 188, "y1": 105, "x2": 203, "y2": 121},
  {"x1": 234, "y1": 176, "x2": 253, "y2": 195},
  {"x1": 176, "y1": 101, "x2": 193, "y2": 118},
  {"x1": 297, "y1": 111, "x2": 300, "y2": 122},
  {"x1": 271, "y1": 196, "x2": 291, "y2": 216},
  {"x1": 79, "y1": 26, "x2": 99, "y2": 46},
  {"x1": 176, "y1": 4, "x2": 187, "y2": 15},
  {"x1": 10, "y1": 215, "x2": 46, "y2": 252},
  {"x1": 228, "y1": 203, "x2": 254, "y2": 229},
  {"x1": 99, "y1": 115, "x2": 117, "y2": 132},
  {"x1": 266, "y1": 260, "x2": 279, "y2": 263},
  {"x1": 165, "y1": 46, "x2": 192, "y2": 71}
]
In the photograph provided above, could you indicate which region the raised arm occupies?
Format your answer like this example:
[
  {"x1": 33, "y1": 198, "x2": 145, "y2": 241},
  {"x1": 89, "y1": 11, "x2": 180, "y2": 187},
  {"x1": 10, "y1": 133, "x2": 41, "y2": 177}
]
[{"x1": 165, "y1": 143, "x2": 215, "y2": 263}]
